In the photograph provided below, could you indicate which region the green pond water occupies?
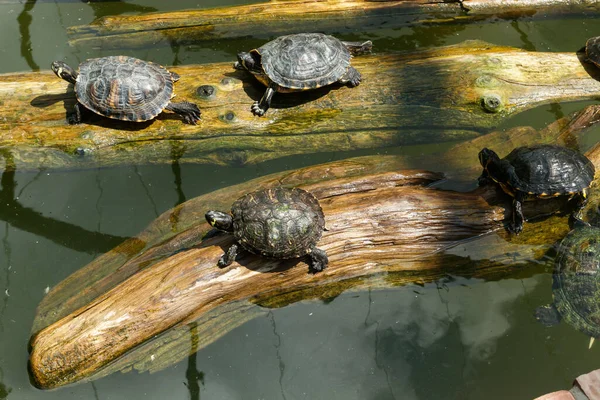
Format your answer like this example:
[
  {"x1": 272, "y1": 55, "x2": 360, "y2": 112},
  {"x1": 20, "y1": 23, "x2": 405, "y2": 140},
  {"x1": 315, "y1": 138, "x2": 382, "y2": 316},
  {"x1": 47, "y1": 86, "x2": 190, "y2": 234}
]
[{"x1": 2, "y1": 1, "x2": 600, "y2": 399}]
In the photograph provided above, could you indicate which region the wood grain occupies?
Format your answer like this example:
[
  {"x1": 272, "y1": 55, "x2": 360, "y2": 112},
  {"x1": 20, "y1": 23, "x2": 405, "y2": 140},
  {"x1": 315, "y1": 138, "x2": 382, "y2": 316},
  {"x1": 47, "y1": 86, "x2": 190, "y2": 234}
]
[{"x1": 4, "y1": 42, "x2": 600, "y2": 171}]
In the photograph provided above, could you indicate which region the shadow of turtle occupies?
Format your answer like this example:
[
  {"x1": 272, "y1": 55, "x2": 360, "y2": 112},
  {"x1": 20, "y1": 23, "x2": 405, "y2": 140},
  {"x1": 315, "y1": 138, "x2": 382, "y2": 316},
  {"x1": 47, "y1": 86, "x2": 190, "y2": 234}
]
[
  {"x1": 205, "y1": 229, "x2": 312, "y2": 274},
  {"x1": 29, "y1": 83, "x2": 191, "y2": 131},
  {"x1": 223, "y1": 70, "x2": 342, "y2": 114}
]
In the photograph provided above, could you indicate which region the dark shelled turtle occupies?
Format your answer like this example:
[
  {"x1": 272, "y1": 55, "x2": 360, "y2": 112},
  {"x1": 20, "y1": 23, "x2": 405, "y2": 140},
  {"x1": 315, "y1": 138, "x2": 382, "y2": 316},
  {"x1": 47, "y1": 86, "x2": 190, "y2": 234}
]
[
  {"x1": 478, "y1": 144, "x2": 595, "y2": 234},
  {"x1": 584, "y1": 36, "x2": 600, "y2": 68},
  {"x1": 206, "y1": 187, "x2": 328, "y2": 273},
  {"x1": 535, "y1": 219, "x2": 600, "y2": 347},
  {"x1": 234, "y1": 32, "x2": 372, "y2": 116},
  {"x1": 51, "y1": 56, "x2": 201, "y2": 124}
]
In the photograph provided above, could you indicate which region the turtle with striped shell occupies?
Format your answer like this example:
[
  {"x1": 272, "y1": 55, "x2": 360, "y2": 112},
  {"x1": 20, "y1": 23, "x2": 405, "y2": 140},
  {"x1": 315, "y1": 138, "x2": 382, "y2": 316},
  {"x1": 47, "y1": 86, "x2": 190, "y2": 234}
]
[
  {"x1": 234, "y1": 33, "x2": 372, "y2": 116},
  {"x1": 51, "y1": 56, "x2": 201, "y2": 124}
]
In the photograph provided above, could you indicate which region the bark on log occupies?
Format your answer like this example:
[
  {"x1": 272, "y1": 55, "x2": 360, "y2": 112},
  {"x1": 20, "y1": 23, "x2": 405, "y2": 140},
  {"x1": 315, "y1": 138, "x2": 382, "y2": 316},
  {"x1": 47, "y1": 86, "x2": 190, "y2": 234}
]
[
  {"x1": 4, "y1": 41, "x2": 600, "y2": 171},
  {"x1": 28, "y1": 105, "x2": 600, "y2": 389},
  {"x1": 65, "y1": 0, "x2": 600, "y2": 50}
]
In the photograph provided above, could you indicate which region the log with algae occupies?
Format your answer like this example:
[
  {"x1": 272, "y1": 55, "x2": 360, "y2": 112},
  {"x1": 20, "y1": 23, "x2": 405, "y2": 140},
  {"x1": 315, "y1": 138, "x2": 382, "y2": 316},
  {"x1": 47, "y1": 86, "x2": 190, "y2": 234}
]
[
  {"x1": 65, "y1": 0, "x2": 600, "y2": 50},
  {"x1": 28, "y1": 105, "x2": 600, "y2": 389},
  {"x1": 4, "y1": 41, "x2": 600, "y2": 171}
]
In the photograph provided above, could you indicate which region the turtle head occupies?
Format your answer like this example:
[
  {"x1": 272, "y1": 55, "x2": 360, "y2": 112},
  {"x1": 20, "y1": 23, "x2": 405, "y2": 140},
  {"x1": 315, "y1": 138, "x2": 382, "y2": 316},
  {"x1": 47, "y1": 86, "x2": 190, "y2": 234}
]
[
  {"x1": 51, "y1": 61, "x2": 77, "y2": 85},
  {"x1": 205, "y1": 211, "x2": 233, "y2": 232},
  {"x1": 478, "y1": 148, "x2": 500, "y2": 170},
  {"x1": 234, "y1": 51, "x2": 261, "y2": 73}
]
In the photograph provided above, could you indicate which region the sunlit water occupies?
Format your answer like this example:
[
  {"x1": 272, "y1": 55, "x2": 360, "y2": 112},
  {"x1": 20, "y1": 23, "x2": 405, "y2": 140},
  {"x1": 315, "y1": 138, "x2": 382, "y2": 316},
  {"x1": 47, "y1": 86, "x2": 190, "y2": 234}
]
[{"x1": 1, "y1": 1, "x2": 600, "y2": 399}]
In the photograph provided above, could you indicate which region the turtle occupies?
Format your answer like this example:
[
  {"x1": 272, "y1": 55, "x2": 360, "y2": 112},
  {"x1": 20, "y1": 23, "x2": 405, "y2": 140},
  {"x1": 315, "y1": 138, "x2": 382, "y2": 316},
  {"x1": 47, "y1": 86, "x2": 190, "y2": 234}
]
[
  {"x1": 205, "y1": 187, "x2": 328, "y2": 273},
  {"x1": 478, "y1": 144, "x2": 595, "y2": 234},
  {"x1": 535, "y1": 218, "x2": 600, "y2": 348},
  {"x1": 234, "y1": 32, "x2": 372, "y2": 116},
  {"x1": 51, "y1": 56, "x2": 201, "y2": 124},
  {"x1": 583, "y1": 36, "x2": 600, "y2": 68}
]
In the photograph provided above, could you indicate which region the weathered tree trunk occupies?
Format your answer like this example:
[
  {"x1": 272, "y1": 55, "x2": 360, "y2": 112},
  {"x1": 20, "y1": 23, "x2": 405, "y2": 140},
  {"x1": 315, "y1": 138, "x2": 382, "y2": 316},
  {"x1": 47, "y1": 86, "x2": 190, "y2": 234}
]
[
  {"x1": 3, "y1": 41, "x2": 600, "y2": 171},
  {"x1": 28, "y1": 105, "x2": 600, "y2": 389},
  {"x1": 66, "y1": 0, "x2": 600, "y2": 50}
]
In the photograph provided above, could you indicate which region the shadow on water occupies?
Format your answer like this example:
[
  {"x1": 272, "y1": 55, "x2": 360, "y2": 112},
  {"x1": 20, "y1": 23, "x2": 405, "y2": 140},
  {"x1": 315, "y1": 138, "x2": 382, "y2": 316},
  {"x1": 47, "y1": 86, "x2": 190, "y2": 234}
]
[{"x1": 0, "y1": 149, "x2": 128, "y2": 254}]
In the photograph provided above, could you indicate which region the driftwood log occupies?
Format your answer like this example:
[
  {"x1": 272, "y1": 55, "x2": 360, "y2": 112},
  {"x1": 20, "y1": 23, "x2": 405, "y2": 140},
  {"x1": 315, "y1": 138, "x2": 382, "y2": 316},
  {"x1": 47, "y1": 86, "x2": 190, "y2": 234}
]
[
  {"x1": 3, "y1": 41, "x2": 600, "y2": 171},
  {"x1": 66, "y1": 0, "x2": 600, "y2": 50},
  {"x1": 28, "y1": 105, "x2": 600, "y2": 389}
]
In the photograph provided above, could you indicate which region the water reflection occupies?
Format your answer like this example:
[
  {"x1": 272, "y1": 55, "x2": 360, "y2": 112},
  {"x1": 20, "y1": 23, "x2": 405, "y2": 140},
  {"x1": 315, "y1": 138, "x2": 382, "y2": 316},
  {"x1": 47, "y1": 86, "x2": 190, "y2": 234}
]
[
  {"x1": 0, "y1": 368, "x2": 11, "y2": 399},
  {"x1": 184, "y1": 322, "x2": 205, "y2": 400},
  {"x1": 17, "y1": 1, "x2": 39, "y2": 71},
  {"x1": 0, "y1": 149, "x2": 128, "y2": 254},
  {"x1": 84, "y1": 0, "x2": 157, "y2": 20}
]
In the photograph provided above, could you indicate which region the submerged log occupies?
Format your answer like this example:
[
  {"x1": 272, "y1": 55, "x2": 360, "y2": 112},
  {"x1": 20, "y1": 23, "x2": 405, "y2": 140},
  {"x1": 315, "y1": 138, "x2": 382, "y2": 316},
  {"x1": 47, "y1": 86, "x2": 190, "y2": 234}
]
[
  {"x1": 4, "y1": 41, "x2": 600, "y2": 171},
  {"x1": 29, "y1": 105, "x2": 600, "y2": 389},
  {"x1": 66, "y1": 0, "x2": 600, "y2": 50}
]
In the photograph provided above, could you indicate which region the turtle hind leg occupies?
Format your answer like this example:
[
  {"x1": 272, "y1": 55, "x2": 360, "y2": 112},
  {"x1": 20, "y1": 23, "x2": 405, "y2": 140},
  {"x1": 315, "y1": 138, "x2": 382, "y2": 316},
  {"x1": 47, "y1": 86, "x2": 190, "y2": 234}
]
[
  {"x1": 217, "y1": 243, "x2": 239, "y2": 268},
  {"x1": 252, "y1": 84, "x2": 277, "y2": 116},
  {"x1": 308, "y1": 246, "x2": 328, "y2": 274},
  {"x1": 534, "y1": 304, "x2": 562, "y2": 327},
  {"x1": 341, "y1": 40, "x2": 373, "y2": 56},
  {"x1": 339, "y1": 67, "x2": 362, "y2": 87},
  {"x1": 165, "y1": 101, "x2": 201, "y2": 124}
]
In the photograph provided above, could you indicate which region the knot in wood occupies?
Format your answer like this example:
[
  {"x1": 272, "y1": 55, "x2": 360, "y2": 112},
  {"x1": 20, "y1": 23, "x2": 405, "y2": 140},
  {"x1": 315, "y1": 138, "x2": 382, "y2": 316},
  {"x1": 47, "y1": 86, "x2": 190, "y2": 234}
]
[
  {"x1": 481, "y1": 94, "x2": 503, "y2": 113},
  {"x1": 196, "y1": 85, "x2": 216, "y2": 99},
  {"x1": 475, "y1": 75, "x2": 498, "y2": 88},
  {"x1": 74, "y1": 147, "x2": 91, "y2": 157},
  {"x1": 219, "y1": 111, "x2": 237, "y2": 123}
]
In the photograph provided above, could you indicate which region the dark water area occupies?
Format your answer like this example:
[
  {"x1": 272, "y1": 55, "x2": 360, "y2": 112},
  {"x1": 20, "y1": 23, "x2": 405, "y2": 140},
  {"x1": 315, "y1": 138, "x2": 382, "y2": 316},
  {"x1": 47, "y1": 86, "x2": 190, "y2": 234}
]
[{"x1": 2, "y1": 1, "x2": 600, "y2": 399}]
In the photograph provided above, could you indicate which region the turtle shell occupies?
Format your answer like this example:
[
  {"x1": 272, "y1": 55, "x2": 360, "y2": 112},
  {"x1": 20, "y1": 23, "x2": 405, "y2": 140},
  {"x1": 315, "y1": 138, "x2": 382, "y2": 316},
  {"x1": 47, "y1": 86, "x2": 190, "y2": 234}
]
[
  {"x1": 76, "y1": 56, "x2": 174, "y2": 122},
  {"x1": 257, "y1": 33, "x2": 351, "y2": 90},
  {"x1": 231, "y1": 187, "x2": 325, "y2": 259},
  {"x1": 585, "y1": 36, "x2": 600, "y2": 68},
  {"x1": 551, "y1": 225, "x2": 600, "y2": 337},
  {"x1": 500, "y1": 145, "x2": 594, "y2": 197}
]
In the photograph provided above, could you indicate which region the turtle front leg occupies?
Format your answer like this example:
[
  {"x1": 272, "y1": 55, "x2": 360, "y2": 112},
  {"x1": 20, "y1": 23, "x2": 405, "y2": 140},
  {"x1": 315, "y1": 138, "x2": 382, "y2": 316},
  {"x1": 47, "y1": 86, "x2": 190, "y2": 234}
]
[
  {"x1": 510, "y1": 193, "x2": 525, "y2": 234},
  {"x1": 218, "y1": 243, "x2": 239, "y2": 268},
  {"x1": 477, "y1": 169, "x2": 491, "y2": 186},
  {"x1": 67, "y1": 103, "x2": 83, "y2": 125},
  {"x1": 569, "y1": 188, "x2": 589, "y2": 223},
  {"x1": 165, "y1": 101, "x2": 201, "y2": 125},
  {"x1": 339, "y1": 66, "x2": 362, "y2": 87},
  {"x1": 308, "y1": 246, "x2": 329, "y2": 273},
  {"x1": 252, "y1": 83, "x2": 277, "y2": 116}
]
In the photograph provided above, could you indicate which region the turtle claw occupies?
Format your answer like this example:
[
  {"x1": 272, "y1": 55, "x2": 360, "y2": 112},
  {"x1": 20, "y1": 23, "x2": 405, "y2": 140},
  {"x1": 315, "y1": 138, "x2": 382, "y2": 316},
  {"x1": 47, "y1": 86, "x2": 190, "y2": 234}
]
[
  {"x1": 251, "y1": 102, "x2": 267, "y2": 117},
  {"x1": 508, "y1": 221, "x2": 523, "y2": 235}
]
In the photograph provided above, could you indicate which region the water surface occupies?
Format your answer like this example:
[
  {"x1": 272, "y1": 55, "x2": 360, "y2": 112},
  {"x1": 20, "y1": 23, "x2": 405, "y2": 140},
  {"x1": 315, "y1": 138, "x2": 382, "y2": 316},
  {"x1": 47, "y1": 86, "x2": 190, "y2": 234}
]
[{"x1": 1, "y1": 2, "x2": 600, "y2": 399}]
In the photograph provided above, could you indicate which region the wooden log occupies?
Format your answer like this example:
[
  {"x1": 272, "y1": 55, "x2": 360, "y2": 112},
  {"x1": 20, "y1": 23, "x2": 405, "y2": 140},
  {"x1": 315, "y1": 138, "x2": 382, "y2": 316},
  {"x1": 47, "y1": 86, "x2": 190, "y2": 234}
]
[
  {"x1": 65, "y1": 0, "x2": 600, "y2": 50},
  {"x1": 28, "y1": 105, "x2": 600, "y2": 389},
  {"x1": 4, "y1": 41, "x2": 600, "y2": 171}
]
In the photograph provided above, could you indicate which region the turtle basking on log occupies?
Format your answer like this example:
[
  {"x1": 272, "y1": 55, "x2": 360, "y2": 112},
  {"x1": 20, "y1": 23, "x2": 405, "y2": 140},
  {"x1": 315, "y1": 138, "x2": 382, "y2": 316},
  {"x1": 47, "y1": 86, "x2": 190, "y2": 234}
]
[
  {"x1": 234, "y1": 32, "x2": 372, "y2": 116},
  {"x1": 478, "y1": 145, "x2": 595, "y2": 234},
  {"x1": 51, "y1": 56, "x2": 201, "y2": 124},
  {"x1": 205, "y1": 187, "x2": 328, "y2": 273}
]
